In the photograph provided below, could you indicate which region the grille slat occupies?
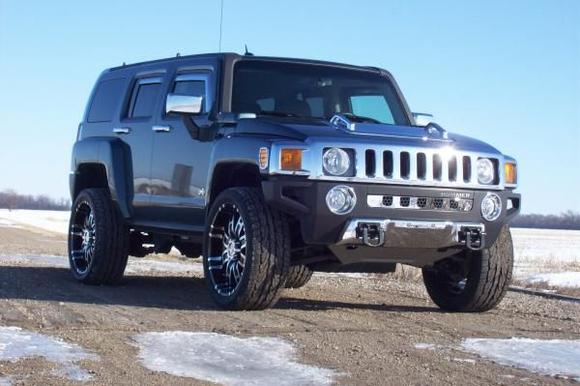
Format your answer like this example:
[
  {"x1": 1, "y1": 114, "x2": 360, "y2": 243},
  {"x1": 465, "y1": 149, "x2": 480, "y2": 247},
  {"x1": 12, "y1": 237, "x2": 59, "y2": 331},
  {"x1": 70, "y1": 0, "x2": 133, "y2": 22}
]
[
  {"x1": 409, "y1": 151, "x2": 417, "y2": 180},
  {"x1": 391, "y1": 150, "x2": 400, "y2": 179}
]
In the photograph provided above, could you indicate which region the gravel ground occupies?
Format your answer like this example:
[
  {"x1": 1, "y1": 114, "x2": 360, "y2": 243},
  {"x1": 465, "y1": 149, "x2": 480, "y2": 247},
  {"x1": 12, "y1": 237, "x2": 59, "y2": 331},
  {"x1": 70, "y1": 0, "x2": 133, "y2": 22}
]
[{"x1": 0, "y1": 225, "x2": 579, "y2": 385}]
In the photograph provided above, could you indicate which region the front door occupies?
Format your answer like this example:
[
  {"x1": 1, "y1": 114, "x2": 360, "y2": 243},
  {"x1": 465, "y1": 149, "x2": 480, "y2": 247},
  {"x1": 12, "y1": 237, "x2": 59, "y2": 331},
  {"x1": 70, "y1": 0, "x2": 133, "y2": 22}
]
[{"x1": 149, "y1": 69, "x2": 215, "y2": 230}]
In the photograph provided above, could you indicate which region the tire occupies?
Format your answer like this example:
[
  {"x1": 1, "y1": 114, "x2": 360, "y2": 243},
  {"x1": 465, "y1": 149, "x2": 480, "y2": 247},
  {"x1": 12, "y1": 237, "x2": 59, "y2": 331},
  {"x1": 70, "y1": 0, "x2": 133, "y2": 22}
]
[
  {"x1": 68, "y1": 188, "x2": 129, "y2": 285},
  {"x1": 285, "y1": 265, "x2": 313, "y2": 289},
  {"x1": 422, "y1": 225, "x2": 513, "y2": 312},
  {"x1": 203, "y1": 187, "x2": 290, "y2": 310}
]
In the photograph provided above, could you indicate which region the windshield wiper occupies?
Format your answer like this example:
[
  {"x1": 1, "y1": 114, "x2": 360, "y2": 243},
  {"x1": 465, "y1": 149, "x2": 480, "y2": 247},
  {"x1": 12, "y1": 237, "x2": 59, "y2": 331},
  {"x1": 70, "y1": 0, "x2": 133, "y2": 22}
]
[
  {"x1": 340, "y1": 113, "x2": 382, "y2": 124},
  {"x1": 257, "y1": 110, "x2": 302, "y2": 118}
]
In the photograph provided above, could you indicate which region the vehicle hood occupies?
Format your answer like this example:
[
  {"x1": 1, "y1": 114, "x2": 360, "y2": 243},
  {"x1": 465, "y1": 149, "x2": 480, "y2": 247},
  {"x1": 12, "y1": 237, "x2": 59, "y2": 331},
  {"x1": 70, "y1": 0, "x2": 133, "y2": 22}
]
[{"x1": 233, "y1": 118, "x2": 501, "y2": 154}]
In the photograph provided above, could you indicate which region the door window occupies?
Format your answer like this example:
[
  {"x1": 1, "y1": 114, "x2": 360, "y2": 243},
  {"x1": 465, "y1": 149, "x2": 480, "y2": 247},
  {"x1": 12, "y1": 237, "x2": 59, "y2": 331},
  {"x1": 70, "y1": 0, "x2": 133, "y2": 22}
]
[
  {"x1": 128, "y1": 78, "x2": 163, "y2": 118},
  {"x1": 171, "y1": 73, "x2": 210, "y2": 113}
]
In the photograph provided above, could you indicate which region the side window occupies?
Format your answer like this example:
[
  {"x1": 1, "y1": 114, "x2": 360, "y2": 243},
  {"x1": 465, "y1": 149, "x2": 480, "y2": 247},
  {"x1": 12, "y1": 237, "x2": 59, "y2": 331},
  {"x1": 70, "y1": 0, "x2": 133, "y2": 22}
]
[
  {"x1": 128, "y1": 78, "x2": 162, "y2": 119},
  {"x1": 349, "y1": 95, "x2": 395, "y2": 124},
  {"x1": 87, "y1": 78, "x2": 125, "y2": 123},
  {"x1": 171, "y1": 73, "x2": 211, "y2": 113}
]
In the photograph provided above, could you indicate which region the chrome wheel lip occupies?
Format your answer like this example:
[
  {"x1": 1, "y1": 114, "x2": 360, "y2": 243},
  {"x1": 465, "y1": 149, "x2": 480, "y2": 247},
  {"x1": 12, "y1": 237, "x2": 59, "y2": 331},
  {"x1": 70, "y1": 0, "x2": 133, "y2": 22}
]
[
  {"x1": 69, "y1": 201, "x2": 96, "y2": 276},
  {"x1": 207, "y1": 203, "x2": 247, "y2": 297}
]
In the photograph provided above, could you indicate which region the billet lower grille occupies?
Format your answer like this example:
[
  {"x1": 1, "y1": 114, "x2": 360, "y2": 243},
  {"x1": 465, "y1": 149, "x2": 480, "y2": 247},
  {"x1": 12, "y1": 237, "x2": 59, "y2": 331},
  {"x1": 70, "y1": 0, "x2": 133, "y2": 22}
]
[
  {"x1": 357, "y1": 148, "x2": 498, "y2": 187},
  {"x1": 367, "y1": 195, "x2": 474, "y2": 212}
]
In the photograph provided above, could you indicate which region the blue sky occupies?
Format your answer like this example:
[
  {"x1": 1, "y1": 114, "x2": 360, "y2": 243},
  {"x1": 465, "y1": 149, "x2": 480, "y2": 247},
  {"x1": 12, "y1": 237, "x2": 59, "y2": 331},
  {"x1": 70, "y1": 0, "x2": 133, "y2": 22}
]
[{"x1": 0, "y1": 0, "x2": 578, "y2": 214}]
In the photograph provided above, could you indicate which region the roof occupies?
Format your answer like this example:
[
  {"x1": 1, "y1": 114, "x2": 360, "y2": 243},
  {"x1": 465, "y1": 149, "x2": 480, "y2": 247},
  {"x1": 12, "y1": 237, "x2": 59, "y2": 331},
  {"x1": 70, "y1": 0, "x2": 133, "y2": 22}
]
[{"x1": 108, "y1": 52, "x2": 383, "y2": 74}]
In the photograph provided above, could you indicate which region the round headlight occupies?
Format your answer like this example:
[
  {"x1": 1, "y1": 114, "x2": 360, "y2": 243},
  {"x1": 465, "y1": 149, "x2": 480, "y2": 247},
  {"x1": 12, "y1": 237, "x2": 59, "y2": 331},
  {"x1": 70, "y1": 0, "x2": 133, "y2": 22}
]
[
  {"x1": 326, "y1": 185, "x2": 356, "y2": 215},
  {"x1": 477, "y1": 158, "x2": 495, "y2": 184},
  {"x1": 481, "y1": 193, "x2": 502, "y2": 221},
  {"x1": 323, "y1": 148, "x2": 350, "y2": 176}
]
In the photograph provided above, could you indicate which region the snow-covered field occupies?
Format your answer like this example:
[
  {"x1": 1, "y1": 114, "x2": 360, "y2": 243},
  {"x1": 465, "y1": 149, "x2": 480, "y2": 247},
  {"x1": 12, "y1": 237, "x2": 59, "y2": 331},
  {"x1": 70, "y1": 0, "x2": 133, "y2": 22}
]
[
  {"x1": 1, "y1": 209, "x2": 578, "y2": 286},
  {"x1": 0, "y1": 209, "x2": 69, "y2": 234}
]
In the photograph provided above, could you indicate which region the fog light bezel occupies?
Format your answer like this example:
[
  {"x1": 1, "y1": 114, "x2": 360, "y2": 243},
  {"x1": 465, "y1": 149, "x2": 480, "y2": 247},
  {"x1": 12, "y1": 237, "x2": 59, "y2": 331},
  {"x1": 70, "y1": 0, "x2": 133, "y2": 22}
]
[
  {"x1": 326, "y1": 185, "x2": 357, "y2": 215},
  {"x1": 481, "y1": 193, "x2": 502, "y2": 221}
]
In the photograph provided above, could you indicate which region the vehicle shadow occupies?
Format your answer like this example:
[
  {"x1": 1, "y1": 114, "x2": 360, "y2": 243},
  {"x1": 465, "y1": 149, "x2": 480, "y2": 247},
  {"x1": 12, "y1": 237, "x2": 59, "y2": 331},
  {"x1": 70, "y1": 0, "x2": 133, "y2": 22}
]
[{"x1": 0, "y1": 266, "x2": 437, "y2": 313}]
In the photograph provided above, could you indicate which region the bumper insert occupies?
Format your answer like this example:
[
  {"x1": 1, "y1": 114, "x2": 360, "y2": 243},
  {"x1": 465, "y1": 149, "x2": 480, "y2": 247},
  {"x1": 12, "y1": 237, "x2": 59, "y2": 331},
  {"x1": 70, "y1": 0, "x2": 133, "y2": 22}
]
[{"x1": 339, "y1": 219, "x2": 486, "y2": 250}]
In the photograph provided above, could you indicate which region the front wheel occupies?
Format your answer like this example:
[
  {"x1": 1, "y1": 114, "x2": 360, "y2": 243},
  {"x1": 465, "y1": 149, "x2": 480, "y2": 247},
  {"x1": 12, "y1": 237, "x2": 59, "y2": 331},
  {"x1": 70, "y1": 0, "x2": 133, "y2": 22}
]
[
  {"x1": 203, "y1": 187, "x2": 290, "y2": 310},
  {"x1": 422, "y1": 226, "x2": 513, "y2": 312},
  {"x1": 68, "y1": 188, "x2": 129, "y2": 285}
]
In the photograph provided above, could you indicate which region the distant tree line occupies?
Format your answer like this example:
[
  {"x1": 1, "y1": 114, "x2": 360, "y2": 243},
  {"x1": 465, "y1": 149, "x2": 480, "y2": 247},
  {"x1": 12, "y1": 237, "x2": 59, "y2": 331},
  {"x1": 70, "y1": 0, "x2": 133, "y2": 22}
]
[
  {"x1": 0, "y1": 190, "x2": 70, "y2": 211},
  {"x1": 511, "y1": 210, "x2": 580, "y2": 230}
]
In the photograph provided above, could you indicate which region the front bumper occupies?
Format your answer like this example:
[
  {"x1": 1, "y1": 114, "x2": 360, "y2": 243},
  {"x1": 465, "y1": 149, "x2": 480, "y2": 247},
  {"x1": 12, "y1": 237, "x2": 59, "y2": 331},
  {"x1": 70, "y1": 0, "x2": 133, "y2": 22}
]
[{"x1": 262, "y1": 177, "x2": 521, "y2": 266}]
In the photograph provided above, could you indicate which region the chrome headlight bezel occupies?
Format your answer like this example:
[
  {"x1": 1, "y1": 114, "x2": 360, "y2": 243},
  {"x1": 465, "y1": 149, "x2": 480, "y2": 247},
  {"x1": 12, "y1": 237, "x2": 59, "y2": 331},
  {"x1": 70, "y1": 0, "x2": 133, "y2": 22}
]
[
  {"x1": 477, "y1": 158, "x2": 495, "y2": 185},
  {"x1": 322, "y1": 147, "x2": 352, "y2": 176}
]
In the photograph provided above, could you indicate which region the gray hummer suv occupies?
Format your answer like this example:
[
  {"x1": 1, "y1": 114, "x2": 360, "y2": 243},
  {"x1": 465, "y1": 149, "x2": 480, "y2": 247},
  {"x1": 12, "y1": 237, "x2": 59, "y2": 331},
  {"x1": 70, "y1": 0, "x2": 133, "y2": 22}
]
[{"x1": 69, "y1": 53, "x2": 520, "y2": 311}]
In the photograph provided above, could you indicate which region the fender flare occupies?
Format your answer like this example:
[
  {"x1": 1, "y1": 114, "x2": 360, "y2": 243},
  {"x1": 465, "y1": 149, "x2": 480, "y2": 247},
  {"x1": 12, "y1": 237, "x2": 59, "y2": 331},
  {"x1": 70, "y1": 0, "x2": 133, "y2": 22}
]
[{"x1": 70, "y1": 137, "x2": 133, "y2": 218}]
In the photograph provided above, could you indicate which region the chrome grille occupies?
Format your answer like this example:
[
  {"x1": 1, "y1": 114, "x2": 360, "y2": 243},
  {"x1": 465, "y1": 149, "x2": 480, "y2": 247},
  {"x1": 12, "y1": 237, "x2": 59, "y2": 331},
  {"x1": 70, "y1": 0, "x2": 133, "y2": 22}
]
[
  {"x1": 270, "y1": 142, "x2": 505, "y2": 190},
  {"x1": 356, "y1": 148, "x2": 501, "y2": 189}
]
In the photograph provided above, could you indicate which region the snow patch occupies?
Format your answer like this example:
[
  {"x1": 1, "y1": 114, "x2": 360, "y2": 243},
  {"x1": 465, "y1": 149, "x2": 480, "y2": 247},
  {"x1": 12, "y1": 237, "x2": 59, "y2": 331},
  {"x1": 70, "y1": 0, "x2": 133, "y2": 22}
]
[
  {"x1": 462, "y1": 338, "x2": 580, "y2": 379},
  {"x1": 0, "y1": 377, "x2": 11, "y2": 386},
  {"x1": 133, "y1": 331, "x2": 339, "y2": 385},
  {"x1": 523, "y1": 272, "x2": 580, "y2": 288},
  {"x1": 0, "y1": 327, "x2": 98, "y2": 382},
  {"x1": 0, "y1": 210, "x2": 69, "y2": 234}
]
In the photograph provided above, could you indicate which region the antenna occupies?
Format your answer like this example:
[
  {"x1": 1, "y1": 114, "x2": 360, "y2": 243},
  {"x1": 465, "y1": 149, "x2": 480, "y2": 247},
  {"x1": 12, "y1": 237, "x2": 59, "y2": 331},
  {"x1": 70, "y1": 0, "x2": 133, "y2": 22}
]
[
  {"x1": 218, "y1": 0, "x2": 224, "y2": 52},
  {"x1": 244, "y1": 44, "x2": 254, "y2": 56}
]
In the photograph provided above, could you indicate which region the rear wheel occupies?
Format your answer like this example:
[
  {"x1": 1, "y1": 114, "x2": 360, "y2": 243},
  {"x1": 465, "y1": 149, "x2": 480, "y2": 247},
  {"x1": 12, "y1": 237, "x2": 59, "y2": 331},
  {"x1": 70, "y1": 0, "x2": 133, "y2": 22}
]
[
  {"x1": 68, "y1": 188, "x2": 129, "y2": 284},
  {"x1": 422, "y1": 226, "x2": 513, "y2": 312},
  {"x1": 203, "y1": 187, "x2": 290, "y2": 310},
  {"x1": 285, "y1": 265, "x2": 313, "y2": 289}
]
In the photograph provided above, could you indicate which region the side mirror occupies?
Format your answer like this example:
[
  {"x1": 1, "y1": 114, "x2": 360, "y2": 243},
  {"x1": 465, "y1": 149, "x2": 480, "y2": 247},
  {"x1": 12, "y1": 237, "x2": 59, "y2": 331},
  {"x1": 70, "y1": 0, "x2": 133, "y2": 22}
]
[
  {"x1": 166, "y1": 94, "x2": 203, "y2": 115},
  {"x1": 412, "y1": 112, "x2": 434, "y2": 127}
]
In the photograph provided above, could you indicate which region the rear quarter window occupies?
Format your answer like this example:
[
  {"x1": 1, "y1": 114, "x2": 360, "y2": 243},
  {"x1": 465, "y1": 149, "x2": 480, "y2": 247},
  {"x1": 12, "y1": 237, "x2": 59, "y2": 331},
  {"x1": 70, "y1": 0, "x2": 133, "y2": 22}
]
[{"x1": 87, "y1": 78, "x2": 125, "y2": 123}]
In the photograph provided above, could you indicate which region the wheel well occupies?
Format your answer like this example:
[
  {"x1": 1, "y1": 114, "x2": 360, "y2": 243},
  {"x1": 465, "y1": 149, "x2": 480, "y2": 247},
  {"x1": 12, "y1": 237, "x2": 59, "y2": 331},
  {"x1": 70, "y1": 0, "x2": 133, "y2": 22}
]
[
  {"x1": 73, "y1": 163, "x2": 109, "y2": 200},
  {"x1": 210, "y1": 163, "x2": 262, "y2": 203}
]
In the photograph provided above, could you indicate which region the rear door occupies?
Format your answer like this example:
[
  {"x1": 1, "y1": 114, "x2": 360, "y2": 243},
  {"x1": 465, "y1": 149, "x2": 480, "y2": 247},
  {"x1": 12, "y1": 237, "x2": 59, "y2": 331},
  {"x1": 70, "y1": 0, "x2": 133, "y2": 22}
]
[{"x1": 149, "y1": 67, "x2": 215, "y2": 229}]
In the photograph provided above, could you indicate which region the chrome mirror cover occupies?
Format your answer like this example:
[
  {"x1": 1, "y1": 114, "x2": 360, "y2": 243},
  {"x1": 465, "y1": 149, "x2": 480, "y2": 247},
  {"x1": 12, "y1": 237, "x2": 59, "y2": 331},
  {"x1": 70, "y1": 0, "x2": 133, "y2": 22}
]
[{"x1": 166, "y1": 94, "x2": 203, "y2": 115}]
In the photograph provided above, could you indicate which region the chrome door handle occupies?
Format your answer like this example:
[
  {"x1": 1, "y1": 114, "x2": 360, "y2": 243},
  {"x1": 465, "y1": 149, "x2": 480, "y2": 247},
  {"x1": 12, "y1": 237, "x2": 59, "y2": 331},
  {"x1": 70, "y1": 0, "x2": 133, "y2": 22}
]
[
  {"x1": 113, "y1": 127, "x2": 131, "y2": 134},
  {"x1": 152, "y1": 125, "x2": 172, "y2": 133}
]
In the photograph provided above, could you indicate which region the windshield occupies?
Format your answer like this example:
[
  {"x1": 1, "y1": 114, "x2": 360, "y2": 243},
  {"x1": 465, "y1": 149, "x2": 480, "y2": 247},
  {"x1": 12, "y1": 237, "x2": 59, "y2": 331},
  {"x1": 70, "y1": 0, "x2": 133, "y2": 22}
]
[{"x1": 231, "y1": 61, "x2": 410, "y2": 126}]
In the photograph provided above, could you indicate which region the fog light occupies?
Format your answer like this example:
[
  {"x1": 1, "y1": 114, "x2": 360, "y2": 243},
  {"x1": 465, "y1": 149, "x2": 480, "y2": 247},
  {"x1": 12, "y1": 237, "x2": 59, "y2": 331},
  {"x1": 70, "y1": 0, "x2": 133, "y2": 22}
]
[
  {"x1": 326, "y1": 185, "x2": 356, "y2": 215},
  {"x1": 481, "y1": 193, "x2": 502, "y2": 221}
]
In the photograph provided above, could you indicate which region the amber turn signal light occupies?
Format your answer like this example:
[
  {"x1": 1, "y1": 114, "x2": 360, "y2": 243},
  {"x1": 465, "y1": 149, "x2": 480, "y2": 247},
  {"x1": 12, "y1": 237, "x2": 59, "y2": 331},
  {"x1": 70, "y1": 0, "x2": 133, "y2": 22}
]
[
  {"x1": 280, "y1": 149, "x2": 303, "y2": 171},
  {"x1": 504, "y1": 162, "x2": 517, "y2": 185}
]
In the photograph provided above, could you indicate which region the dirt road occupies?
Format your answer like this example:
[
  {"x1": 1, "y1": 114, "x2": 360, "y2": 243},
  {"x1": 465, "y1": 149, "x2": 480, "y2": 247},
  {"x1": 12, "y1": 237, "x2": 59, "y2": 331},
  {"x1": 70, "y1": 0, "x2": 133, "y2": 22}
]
[{"x1": 0, "y1": 225, "x2": 579, "y2": 385}]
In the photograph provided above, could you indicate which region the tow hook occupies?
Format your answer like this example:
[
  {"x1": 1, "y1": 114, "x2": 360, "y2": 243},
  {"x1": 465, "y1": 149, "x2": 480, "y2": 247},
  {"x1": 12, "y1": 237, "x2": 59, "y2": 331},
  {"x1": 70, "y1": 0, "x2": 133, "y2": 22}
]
[
  {"x1": 462, "y1": 227, "x2": 486, "y2": 251},
  {"x1": 357, "y1": 223, "x2": 385, "y2": 247}
]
